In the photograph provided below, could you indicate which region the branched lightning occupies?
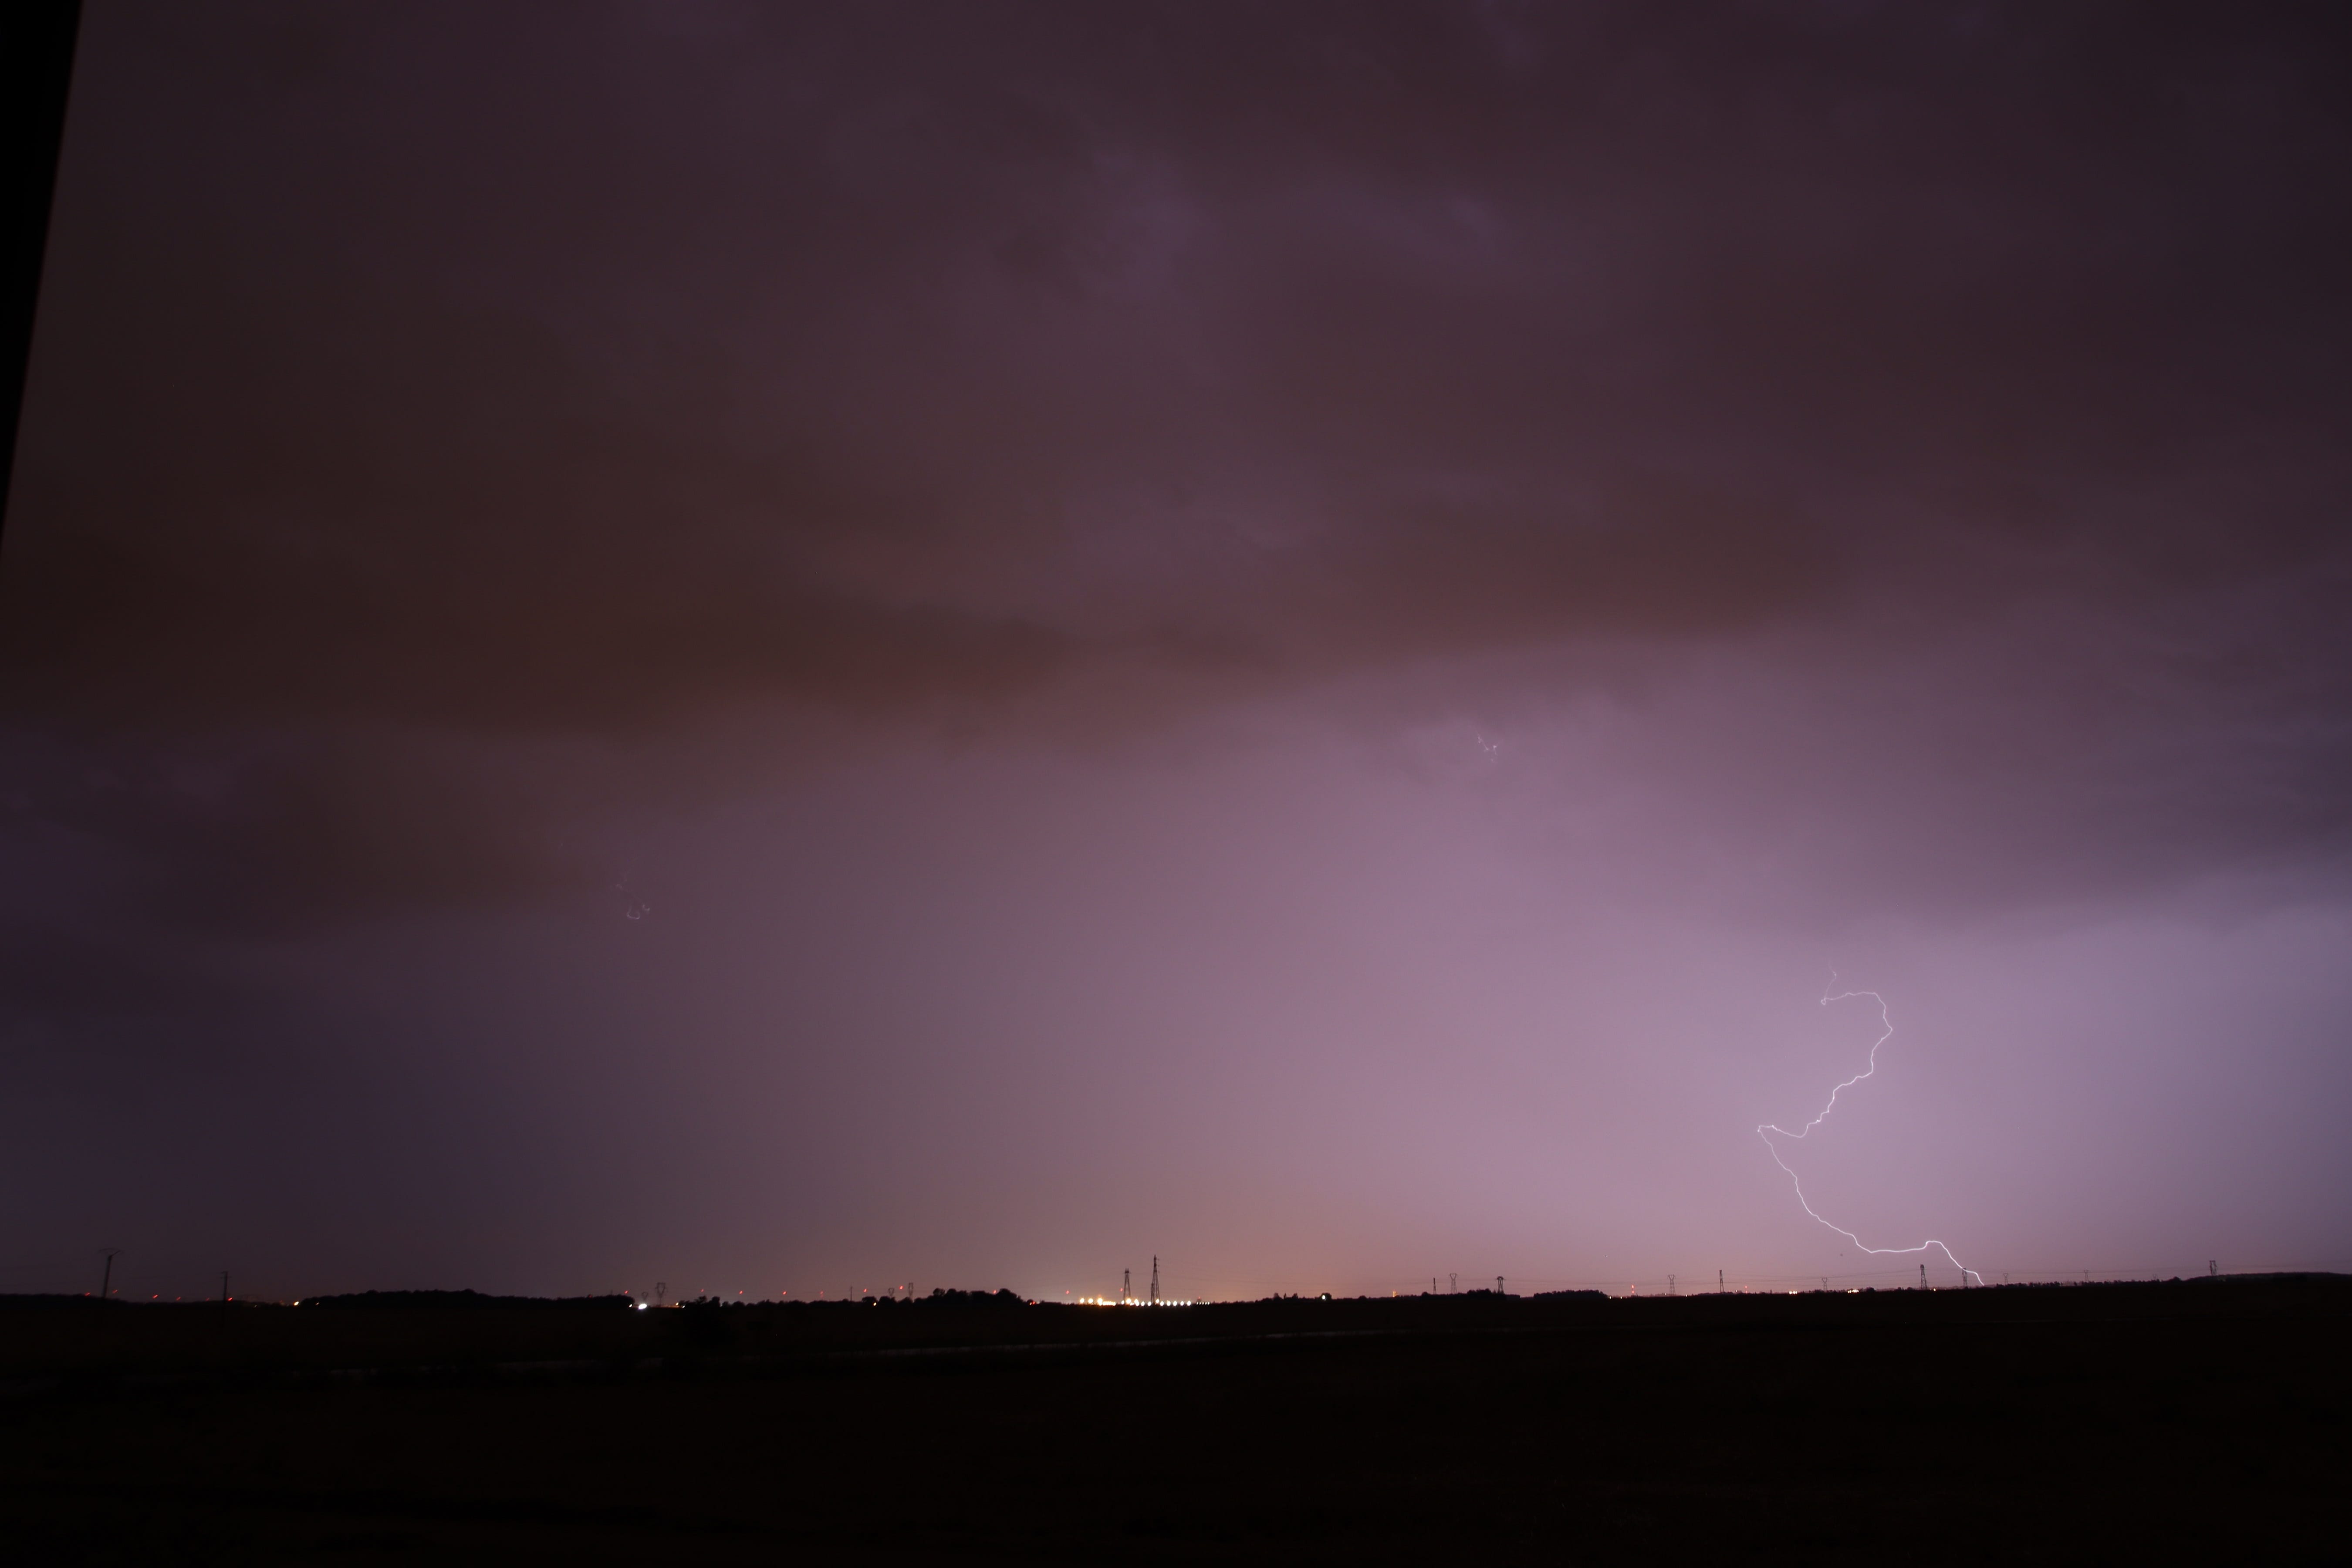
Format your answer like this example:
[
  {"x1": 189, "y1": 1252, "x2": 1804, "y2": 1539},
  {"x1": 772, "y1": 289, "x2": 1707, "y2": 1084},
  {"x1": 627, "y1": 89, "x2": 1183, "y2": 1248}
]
[{"x1": 1757, "y1": 986, "x2": 1982, "y2": 1286}]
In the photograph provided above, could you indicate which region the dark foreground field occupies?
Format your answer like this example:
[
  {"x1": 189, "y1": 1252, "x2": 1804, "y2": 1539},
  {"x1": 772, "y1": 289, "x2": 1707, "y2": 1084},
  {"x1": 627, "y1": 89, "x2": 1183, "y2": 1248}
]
[{"x1": 1, "y1": 1276, "x2": 2342, "y2": 1562}]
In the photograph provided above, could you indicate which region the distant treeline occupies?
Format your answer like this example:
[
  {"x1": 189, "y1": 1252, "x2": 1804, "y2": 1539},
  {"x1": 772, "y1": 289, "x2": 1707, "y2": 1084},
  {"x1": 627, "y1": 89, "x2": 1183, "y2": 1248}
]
[
  {"x1": 3, "y1": 1276, "x2": 2338, "y2": 1315},
  {"x1": 298, "y1": 1290, "x2": 637, "y2": 1311}
]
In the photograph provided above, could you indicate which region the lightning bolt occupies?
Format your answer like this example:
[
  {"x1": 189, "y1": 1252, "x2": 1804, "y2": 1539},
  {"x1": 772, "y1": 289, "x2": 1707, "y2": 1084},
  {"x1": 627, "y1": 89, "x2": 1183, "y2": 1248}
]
[{"x1": 1757, "y1": 986, "x2": 1982, "y2": 1286}]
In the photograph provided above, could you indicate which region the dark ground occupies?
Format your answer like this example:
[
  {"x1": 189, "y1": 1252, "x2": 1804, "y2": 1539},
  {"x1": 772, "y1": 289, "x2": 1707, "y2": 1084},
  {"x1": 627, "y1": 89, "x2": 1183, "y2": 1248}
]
[{"x1": 0, "y1": 1276, "x2": 2342, "y2": 1562}]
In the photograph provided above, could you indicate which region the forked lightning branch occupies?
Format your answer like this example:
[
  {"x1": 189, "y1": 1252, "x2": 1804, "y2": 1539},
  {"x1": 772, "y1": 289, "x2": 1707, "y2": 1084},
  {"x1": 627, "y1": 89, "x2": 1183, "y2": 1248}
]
[{"x1": 1758, "y1": 988, "x2": 1982, "y2": 1286}]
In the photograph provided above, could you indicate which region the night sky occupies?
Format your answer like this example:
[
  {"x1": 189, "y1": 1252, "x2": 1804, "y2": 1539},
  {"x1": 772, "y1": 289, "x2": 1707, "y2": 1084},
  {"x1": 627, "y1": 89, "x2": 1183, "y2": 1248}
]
[{"x1": 5, "y1": 2, "x2": 2349, "y2": 1303}]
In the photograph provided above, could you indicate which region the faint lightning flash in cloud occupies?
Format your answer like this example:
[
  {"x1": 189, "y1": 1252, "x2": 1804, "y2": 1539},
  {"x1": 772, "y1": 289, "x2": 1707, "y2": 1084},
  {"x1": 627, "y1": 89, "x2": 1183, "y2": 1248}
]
[
  {"x1": 1758, "y1": 986, "x2": 1982, "y2": 1285},
  {"x1": 612, "y1": 872, "x2": 652, "y2": 922}
]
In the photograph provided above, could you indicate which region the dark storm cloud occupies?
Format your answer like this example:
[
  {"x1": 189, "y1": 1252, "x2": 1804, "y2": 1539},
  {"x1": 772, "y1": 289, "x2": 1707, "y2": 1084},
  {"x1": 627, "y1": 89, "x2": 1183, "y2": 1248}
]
[
  {"x1": 6, "y1": 728, "x2": 569, "y2": 928},
  {"x1": 5, "y1": 0, "x2": 2349, "y2": 923},
  {"x1": 8, "y1": 4, "x2": 2352, "y2": 1306},
  {"x1": 0, "y1": 922, "x2": 240, "y2": 1025},
  {"x1": 0, "y1": 911, "x2": 291, "y2": 1099}
]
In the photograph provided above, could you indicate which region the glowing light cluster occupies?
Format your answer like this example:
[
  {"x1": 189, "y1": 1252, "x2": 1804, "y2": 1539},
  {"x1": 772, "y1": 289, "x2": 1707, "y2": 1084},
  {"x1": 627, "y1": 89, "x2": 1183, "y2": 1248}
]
[{"x1": 1757, "y1": 987, "x2": 1983, "y2": 1286}]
